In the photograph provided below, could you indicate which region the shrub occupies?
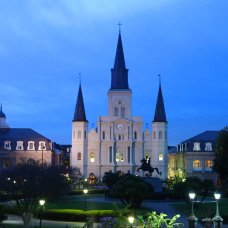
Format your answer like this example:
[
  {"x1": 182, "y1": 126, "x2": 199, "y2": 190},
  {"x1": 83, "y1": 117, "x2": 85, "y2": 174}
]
[{"x1": 42, "y1": 209, "x2": 116, "y2": 222}]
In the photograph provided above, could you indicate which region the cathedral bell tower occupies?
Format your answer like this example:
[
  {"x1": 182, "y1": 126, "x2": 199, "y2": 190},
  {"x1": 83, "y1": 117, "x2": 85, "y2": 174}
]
[
  {"x1": 71, "y1": 84, "x2": 88, "y2": 177},
  {"x1": 108, "y1": 32, "x2": 132, "y2": 119},
  {"x1": 151, "y1": 81, "x2": 168, "y2": 179},
  {"x1": 0, "y1": 103, "x2": 7, "y2": 128}
]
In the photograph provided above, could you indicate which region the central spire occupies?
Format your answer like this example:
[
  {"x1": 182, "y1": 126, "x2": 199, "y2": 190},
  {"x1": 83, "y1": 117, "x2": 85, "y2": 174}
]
[
  {"x1": 73, "y1": 84, "x2": 87, "y2": 122},
  {"x1": 153, "y1": 81, "x2": 167, "y2": 123},
  {"x1": 110, "y1": 31, "x2": 129, "y2": 90}
]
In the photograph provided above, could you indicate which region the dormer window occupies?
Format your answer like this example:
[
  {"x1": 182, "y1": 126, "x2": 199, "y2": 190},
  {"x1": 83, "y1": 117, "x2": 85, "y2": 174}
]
[
  {"x1": 205, "y1": 142, "x2": 212, "y2": 151},
  {"x1": 38, "y1": 141, "x2": 46, "y2": 150},
  {"x1": 27, "y1": 141, "x2": 35, "y2": 150},
  {"x1": 4, "y1": 141, "x2": 11, "y2": 150},
  {"x1": 16, "y1": 141, "x2": 24, "y2": 150},
  {"x1": 193, "y1": 142, "x2": 201, "y2": 151}
]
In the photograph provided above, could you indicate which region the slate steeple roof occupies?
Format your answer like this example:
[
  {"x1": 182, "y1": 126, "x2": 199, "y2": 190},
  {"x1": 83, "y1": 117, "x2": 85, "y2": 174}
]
[
  {"x1": 73, "y1": 84, "x2": 87, "y2": 122},
  {"x1": 110, "y1": 32, "x2": 129, "y2": 90},
  {"x1": 153, "y1": 83, "x2": 167, "y2": 122},
  {"x1": 0, "y1": 103, "x2": 6, "y2": 118}
]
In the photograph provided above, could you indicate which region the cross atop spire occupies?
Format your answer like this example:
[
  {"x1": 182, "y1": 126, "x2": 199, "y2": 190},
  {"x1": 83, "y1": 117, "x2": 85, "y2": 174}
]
[
  {"x1": 158, "y1": 74, "x2": 161, "y2": 85},
  {"x1": 117, "y1": 22, "x2": 122, "y2": 33},
  {"x1": 110, "y1": 31, "x2": 130, "y2": 90},
  {"x1": 78, "y1": 73, "x2": 81, "y2": 84}
]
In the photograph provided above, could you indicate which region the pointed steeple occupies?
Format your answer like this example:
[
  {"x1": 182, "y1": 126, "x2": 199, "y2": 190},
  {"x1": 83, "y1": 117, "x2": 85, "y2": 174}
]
[
  {"x1": 153, "y1": 83, "x2": 167, "y2": 122},
  {"x1": 0, "y1": 103, "x2": 6, "y2": 118},
  {"x1": 110, "y1": 32, "x2": 129, "y2": 90},
  {"x1": 73, "y1": 84, "x2": 87, "y2": 122}
]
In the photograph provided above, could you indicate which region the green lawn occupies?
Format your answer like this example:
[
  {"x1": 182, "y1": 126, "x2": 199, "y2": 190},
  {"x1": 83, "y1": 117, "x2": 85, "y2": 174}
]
[
  {"x1": 171, "y1": 198, "x2": 228, "y2": 219},
  {"x1": 46, "y1": 194, "x2": 123, "y2": 210}
]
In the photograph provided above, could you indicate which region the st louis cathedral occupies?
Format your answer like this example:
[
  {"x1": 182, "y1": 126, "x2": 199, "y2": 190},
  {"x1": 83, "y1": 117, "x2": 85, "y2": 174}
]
[{"x1": 70, "y1": 32, "x2": 168, "y2": 179}]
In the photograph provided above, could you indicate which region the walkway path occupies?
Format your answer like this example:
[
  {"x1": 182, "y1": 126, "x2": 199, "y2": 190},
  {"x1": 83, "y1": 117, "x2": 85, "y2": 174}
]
[{"x1": 2, "y1": 198, "x2": 228, "y2": 227}]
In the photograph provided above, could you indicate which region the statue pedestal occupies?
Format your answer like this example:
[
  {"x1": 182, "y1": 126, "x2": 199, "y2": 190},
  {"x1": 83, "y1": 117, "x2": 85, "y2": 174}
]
[{"x1": 143, "y1": 177, "x2": 163, "y2": 192}]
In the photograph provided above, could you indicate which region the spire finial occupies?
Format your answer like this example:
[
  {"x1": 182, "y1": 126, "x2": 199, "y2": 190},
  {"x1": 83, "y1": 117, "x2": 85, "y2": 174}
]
[
  {"x1": 117, "y1": 22, "x2": 122, "y2": 33},
  {"x1": 0, "y1": 102, "x2": 2, "y2": 112},
  {"x1": 158, "y1": 74, "x2": 161, "y2": 85},
  {"x1": 78, "y1": 73, "x2": 81, "y2": 84}
]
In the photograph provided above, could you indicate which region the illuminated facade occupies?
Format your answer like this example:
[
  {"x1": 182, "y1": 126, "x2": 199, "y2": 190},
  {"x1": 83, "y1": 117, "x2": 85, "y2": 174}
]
[
  {"x1": 70, "y1": 32, "x2": 168, "y2": 179},
  {"x1": 0, "y1": 105, "x2": 56, "y2": 169},
  {"x1": 168, "y1": 130, "x2": 219, "y2": 183}
]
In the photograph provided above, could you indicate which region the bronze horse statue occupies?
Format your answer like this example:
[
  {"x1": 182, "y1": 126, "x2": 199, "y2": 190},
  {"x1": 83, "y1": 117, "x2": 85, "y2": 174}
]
[{"x1": 137, "y1": 158, "x2": 161, "y2": 176}]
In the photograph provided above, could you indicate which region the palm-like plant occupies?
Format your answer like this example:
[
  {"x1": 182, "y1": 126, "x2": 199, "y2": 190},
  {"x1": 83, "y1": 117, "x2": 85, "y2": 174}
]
[{"x1": 138, "y1": 211, "x2": 183, "y2": 228}]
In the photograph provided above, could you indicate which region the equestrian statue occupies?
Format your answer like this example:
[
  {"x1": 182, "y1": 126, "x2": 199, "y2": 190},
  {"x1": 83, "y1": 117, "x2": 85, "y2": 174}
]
[{"x1": 137, "y1": 158, "x2": 161, "y2": 176}]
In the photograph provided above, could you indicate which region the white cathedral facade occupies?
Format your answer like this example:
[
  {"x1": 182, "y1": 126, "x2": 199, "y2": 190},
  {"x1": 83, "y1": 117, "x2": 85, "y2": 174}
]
[{"x1": 70, "y1": 32, "x2": 168, "y2": 179}]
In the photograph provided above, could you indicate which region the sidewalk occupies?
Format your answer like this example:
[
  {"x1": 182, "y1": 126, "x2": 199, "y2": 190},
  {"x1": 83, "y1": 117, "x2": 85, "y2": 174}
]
[{"x1": 2, "y1": 214, "x2": 90, "y2": 227}]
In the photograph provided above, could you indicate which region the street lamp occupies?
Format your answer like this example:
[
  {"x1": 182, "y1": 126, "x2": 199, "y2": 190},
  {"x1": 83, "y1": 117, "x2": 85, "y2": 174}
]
[
  {"x1": 41, "y1": 145, "x2": 45, "y2": 168},
  {"x1": 212, "y1": 192, "x2": 223, "y2": 228},
  {"x1": 128, "y1": 216, "x2": 135, "y2": 227},
  {"x1": 39, "y1": 199, "x2": 45, "y2": 228},
  {"x1": 83, "y1": 189, "x2": 88, "y2": 211},
  {"x1": 188, "y1": 192, "x2": 197, "y2": 228}
]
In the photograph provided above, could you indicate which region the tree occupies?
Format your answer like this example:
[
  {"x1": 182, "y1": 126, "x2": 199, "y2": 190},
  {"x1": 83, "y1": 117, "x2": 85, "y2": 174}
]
[
  {"x1": 213, "y1": 127, "x2": 228, "y2": 184},
  {"x1": 0, "y1": 163, "x2": 73, "y2": 226},
  {"x1": 169, "y1": 177, "x2": 214, "y2": 202},
  {"x1": 111, "y1": 174, "x2": 154, "y2": 208}
]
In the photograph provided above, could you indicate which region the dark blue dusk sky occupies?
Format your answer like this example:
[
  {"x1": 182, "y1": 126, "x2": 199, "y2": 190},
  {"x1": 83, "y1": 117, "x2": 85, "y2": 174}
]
[{"x1": 0, "y1": 0, "x2": 227, "y2": 145}]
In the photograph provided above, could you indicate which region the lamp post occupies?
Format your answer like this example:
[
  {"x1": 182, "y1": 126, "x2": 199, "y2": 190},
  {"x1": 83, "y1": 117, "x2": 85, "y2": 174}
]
[
  {"x1": 39, "y1": 199, "x2": 45, "y2": 228},
  {"x1": 41, "y1": 145, "x2": 44, "y2": 168},
  {"x1": 212, "y1": 192, "x2": 223, "y2": 228},
  {"x1": 83, "y1": 189, "x2": 88, "y2": 211},
  {"x1": 128, "y1": 216, "x2": 135, "y2": 228},
  {"x1": 188, "y1": 192, "x2": 198, "y2": 228}
]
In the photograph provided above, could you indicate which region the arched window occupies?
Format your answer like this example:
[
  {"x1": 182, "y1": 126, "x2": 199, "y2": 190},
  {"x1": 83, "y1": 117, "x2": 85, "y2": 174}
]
[
  {"x1": 193, "y1": 160, "x2": 201, "y2": 171},
  {"x1": 90, "y1": 152, "x2": 95, "y2": 163},
  {"x1": 120, "y1": 153, "x2": 124, "y2": 162},
  {"x1": 159, "y1": 131, "x2": 163, "y2": 139},
  {"x1": 159, "y1": 153, "x2": 163, "y2": 161},
  {"x1": 84, "y1": 130, "x2": 87, "y2": 139},
  {"x1": 3, "y1": 158, "x2": 11, "y2": 168},
  {"x1": 27, "y1": 159, "x2": 36, "y2": 165},
  {"x1": 116, "y1": 152, "x2": 120, "y2": 162},
  {"x1": 205, "y1": 160, "x2": 213, "y2": 170},
  {"x1": 102, "y1": 131, "x2": 105, "y2": 140},
  {"x1": 114, "y1": 107, "x2": 119, "y2": 116},
  {"x1": 153, "y1": 131, "x2": 156, "y2": 139},
  {"x1": 77, "y1": 152, "x2": 81, "y2": 160},
  {"x1": 145, "y1": 151, "x2": 150, "y2": 161},
  {"x1": 121, "y1": 107, "x2": 125, "y2": 116},
  {"x1": 78, "y1": 131, "x2": 81, "y2": 139},
  {"x1": 134, "y1": 131, "x2": 137, "y2": 140}
]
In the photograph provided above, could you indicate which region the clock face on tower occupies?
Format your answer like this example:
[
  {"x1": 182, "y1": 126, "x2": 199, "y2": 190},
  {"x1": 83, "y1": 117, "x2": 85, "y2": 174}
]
[{"x1": 116, "y1": 123, "x2": 124, "y2": 130}]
